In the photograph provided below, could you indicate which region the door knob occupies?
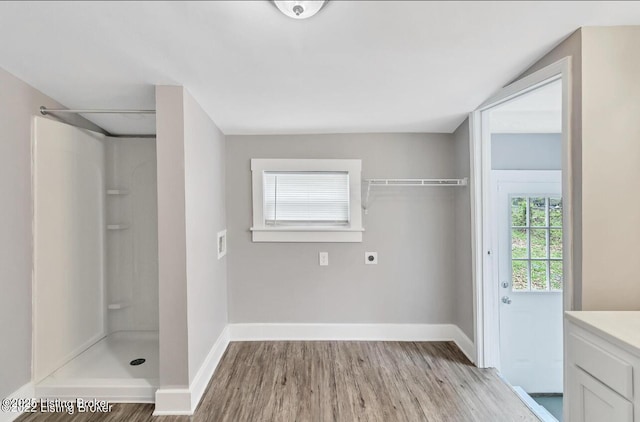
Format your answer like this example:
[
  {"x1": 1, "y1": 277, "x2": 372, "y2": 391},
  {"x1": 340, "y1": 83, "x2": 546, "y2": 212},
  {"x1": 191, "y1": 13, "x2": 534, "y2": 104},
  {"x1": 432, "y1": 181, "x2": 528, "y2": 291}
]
[
  {"x1": 501, "y1": 296, "x2": 512, "y2": 305},
  {"x1": 501, "y1": 282, "x2": 509, "y2": 288}
]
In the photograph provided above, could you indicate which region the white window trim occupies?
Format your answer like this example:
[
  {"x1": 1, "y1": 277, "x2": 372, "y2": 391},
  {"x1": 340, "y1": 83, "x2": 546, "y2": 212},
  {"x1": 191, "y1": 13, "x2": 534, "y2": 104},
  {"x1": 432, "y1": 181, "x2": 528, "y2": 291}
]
[{"x1": 250, "y1": 158, "x2": 364, "y2": 242}]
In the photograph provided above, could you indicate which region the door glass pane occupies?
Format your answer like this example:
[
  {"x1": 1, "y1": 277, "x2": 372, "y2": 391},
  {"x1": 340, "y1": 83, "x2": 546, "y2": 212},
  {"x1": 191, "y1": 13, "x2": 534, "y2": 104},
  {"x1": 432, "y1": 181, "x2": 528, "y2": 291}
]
[
  {"x1": 512, "y1": 229, "x2": 528, "y2": 259},
  {"x1": 508, "y1": 195, "x2": 562, "y2": 293},
  {"x1": 529, "y1": 197, "x2": 546, "y2": 227},
  {"x1": 530, "y1": 229, "x2": 547, "y2": 259},
  {"x1": 512, "y1": 260, "x2": 528, "y2": 291},
  {"x1": 531, "y1": 261, "x2": 548, "y2": 290},
  {"x1": 511, "y1": 197, "x2": 527, "y2": 226},
  {"x1": 549, "y1": 198, "x2": 562, "y2": 227},
  {"x1": 550, "y1": 229, "x2": 562, "y2": 259},
  {"x1": 550, "y1": 261, "x2": 563, "y2": 290}
]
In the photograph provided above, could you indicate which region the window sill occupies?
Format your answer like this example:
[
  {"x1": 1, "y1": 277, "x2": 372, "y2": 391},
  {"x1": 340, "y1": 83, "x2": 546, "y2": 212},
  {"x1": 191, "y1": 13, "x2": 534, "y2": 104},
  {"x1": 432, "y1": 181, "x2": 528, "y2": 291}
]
[{"x1": 250, "y1": 227, "x2": 364, "y2": 243}]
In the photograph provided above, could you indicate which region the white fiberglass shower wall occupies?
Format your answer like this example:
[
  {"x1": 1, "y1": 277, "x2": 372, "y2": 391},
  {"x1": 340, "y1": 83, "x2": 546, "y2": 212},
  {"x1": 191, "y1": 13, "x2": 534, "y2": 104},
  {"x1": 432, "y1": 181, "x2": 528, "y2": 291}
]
[
  {"x1": 105, "y1": 138, "x2": 159, "y2": 333},
  {"x1": 32, "y1": 116, "x2": 158, "y2": 401}
]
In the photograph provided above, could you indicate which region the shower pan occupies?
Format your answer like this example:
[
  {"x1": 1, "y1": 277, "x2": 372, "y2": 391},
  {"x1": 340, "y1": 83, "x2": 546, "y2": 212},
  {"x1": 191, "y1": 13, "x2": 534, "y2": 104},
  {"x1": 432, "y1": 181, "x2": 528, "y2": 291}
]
[{"x1": 32, "y1": 116, "x2": 158, "y2": 402}]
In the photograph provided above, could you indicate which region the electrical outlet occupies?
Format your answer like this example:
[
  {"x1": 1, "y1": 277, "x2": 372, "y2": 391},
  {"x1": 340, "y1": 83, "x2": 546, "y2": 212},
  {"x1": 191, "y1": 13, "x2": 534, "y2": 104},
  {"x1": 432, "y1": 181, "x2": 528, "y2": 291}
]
[
  {"x1": 319, "y1": 252, "x2": 329, "y2": 266},
  {"x1": 365, "y1": 252, "x2": 378, "y2": 265}
]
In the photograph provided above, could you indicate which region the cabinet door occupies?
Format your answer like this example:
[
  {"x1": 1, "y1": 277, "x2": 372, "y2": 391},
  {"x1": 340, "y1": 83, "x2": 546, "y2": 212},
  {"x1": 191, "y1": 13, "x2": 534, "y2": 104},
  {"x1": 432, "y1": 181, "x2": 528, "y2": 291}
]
[{"x1": 568, "y1": 365, "x2": 633, "y2": 422}]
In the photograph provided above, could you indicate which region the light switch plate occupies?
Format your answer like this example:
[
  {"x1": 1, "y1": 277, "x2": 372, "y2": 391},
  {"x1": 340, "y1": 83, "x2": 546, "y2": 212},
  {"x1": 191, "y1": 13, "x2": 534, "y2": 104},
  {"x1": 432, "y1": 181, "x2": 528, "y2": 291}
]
[
  {"x1": 319, "y1": 252, "x2": 329, "y2": 266},
  {"x1": 217, "y1": 229, "x2": 227, "y2": 259}
]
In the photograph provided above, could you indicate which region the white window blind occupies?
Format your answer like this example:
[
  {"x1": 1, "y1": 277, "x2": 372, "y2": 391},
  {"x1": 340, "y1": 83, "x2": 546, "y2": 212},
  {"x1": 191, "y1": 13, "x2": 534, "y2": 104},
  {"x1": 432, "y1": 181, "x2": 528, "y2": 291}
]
[{"x1": 263, "y1": 171, "x2": 350, "y2": 225}]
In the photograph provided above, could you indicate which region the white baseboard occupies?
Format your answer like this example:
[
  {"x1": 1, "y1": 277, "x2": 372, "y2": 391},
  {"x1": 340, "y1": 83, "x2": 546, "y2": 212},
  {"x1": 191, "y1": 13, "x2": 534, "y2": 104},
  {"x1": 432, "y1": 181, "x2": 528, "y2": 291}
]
[
  {"x1": 512, "y1": 386, "x2": 558, "y2": 422},
  {"x1": 450, "y1": 325, "x2": 476, "y2": 364},
  {"x1": 153, "y1": 388, "x2": 192, "y2": 416},
  {"x1": 153, "y1": 326, "x2": 231, "y2": 416},
  {"x1": 189, "y1": 325, "x2": 230, "y2": 412},
  {"x1": 230, "y1": 322, "x2": 454, "y2": 341},
  {"x1": 229, "y1": 323, "x2": 476, "y2": 363},
  {"x1": 0, "y1": 382, "x2": 35, "y2": 422}
]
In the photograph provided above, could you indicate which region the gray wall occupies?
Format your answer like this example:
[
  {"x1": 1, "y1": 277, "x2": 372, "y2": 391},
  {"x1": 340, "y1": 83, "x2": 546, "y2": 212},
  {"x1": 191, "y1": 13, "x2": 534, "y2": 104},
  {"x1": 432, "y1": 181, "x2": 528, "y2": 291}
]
[
  {"x1": 492, "y1": 133, "x2": 562, "y2": 170},
  {"x1": 579, "y1": 27, "x2": 640, "y2": 310},
  {"x1": 0, "y1": 67, "x2": 103, "y2": 398},
  {"x1": 183, "y1": 89, "x2": 228, "y2": 383},
  {"x1": 452, "y1": 119, "x2": 474, "y2": 340},
  {"x1": 226, "y1": 133, "x2": 461, "y2": 325}
]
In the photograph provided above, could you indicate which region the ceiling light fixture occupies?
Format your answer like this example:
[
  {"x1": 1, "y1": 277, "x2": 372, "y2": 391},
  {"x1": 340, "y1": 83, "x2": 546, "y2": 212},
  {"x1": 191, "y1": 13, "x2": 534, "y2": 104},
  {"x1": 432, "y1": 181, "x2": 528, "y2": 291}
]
[{"x1": 272, "y1": 1, "x2": 328, "y2": 20}]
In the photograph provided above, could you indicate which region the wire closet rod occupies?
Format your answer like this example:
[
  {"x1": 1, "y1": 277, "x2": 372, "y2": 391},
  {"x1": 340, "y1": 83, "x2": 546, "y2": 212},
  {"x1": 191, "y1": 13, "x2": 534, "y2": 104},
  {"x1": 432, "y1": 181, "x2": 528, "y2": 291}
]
[
  {"x1": 362, "y1": 178, "x2": 468, "y2": 213},
  {"x1": 40, "y1": 106, "x2": 156, "y2": 115},
  {"x1": 364, "y1": 178, "x2": 468, "y2": 186}
]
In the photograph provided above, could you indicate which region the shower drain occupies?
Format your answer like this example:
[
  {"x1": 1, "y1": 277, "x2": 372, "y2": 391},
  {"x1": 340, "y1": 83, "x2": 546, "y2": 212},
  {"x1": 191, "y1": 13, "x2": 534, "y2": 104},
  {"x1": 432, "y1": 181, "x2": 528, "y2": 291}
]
[{"x1": 130, "y1": 358, "x2": 146, "y2": 366}]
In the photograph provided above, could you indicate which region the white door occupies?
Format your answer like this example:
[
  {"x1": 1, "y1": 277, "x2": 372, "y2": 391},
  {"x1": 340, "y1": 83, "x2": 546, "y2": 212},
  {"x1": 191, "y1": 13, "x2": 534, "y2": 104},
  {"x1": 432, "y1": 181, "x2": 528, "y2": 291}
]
[{"x1": 494, "y1": 171, "x2": 563, "y2": 393}]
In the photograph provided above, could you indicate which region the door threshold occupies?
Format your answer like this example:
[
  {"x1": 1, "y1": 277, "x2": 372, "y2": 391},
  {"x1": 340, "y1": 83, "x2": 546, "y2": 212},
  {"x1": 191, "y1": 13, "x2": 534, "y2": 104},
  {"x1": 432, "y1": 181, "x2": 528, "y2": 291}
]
[{"x1": 512, "y1": 386, "x2": 558, "y2": 422}]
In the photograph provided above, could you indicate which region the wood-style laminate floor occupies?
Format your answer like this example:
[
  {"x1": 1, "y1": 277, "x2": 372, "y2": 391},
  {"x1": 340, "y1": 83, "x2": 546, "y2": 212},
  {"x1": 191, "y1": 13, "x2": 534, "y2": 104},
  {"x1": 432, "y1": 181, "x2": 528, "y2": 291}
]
[{"x1": 18, "y1": 341, "x2": 538, "y2": 422}]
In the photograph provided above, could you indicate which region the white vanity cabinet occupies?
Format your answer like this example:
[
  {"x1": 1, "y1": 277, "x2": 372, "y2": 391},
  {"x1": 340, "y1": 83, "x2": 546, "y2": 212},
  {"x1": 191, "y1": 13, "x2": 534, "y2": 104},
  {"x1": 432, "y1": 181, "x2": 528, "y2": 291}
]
[{"x1": 565, "y1": 312, "x2": 640, "y2": 422}]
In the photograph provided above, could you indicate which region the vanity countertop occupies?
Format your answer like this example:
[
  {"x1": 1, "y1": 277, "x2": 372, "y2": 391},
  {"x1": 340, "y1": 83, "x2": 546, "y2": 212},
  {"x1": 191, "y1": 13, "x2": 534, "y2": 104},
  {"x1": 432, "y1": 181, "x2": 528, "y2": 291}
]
[{"x1": 566, "y1": 311, "x2": 640, "y2": 356}]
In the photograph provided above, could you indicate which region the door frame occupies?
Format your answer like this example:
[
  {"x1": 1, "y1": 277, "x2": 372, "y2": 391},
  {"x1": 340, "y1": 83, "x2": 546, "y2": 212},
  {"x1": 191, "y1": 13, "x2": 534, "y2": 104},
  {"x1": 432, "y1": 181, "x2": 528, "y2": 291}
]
[{"x1": 469, "y1": 57, "x2": 574, "y2": 369}]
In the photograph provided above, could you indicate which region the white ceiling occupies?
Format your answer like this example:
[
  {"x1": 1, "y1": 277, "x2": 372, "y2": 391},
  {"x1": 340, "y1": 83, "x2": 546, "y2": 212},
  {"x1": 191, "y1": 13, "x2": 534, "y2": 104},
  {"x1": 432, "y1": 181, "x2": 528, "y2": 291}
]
[
  {"x1": 1, "y1": 1, "x2": 640, "y2": 135},
  {"x1": 491, "y1": 79, "x2": 562, "y2": 133}
]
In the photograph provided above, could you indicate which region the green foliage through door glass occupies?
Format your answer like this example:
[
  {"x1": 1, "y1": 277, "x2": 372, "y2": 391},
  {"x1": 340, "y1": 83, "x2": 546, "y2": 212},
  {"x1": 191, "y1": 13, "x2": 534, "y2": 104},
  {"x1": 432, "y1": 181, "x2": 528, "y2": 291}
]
[
  {"x1": 550, "y1": 261, "x2": 563, "y2": 290},
  {"x1": 549, "y1": 198, "x2": 562, "y2": 227},
  {"x1": 512, "y1": 260, "x2": 528, "y2": 291},
  {"x1": 509, "y1": 195, "x2": 563, "y2": 292},
  {"x1": 512, "y1": 229, "x2": 527, "y2": 259},
  {"x1": 511, "y1": 197, "x2": 527, "y2": 227},
  {"x1": 531, "y1": 261, "x2": 548, "y2": 290},
  {"x1": 529, "y1": 197, "x2": 546, "y2": 227}
]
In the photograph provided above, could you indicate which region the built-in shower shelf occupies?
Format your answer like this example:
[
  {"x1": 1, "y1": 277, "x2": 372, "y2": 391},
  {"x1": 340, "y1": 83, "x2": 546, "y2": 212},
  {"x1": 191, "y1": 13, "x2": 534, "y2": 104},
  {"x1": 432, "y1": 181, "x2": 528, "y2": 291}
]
[
  {"x1": 107, "y1": 302, "x2": 130, "y2": 310},
  {"x1": 107, "y1": 224, "x2": 130, "y2": 230},
  {"x1": 106, "y1": 189, "x2": 130, "y2": 195}
]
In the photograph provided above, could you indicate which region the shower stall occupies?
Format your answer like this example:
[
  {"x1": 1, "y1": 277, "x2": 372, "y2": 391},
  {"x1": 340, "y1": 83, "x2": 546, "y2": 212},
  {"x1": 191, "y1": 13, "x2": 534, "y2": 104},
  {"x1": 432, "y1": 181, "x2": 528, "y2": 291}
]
[{"x1": 32, "y1": 115, "x2": 158, "y2": 402}]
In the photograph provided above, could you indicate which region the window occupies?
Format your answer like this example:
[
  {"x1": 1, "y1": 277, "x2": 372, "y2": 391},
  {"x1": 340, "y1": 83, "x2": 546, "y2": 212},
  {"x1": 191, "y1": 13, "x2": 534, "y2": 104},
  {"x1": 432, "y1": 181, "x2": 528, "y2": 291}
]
[
  {"x1": 251, "y1": 159, "x2": 363, "y2": 242},
  {"x1": 511, "y1": 196, "x2": 563, "y2": 292},
  {"x1": 264, "y1": 172, "x2": 350, "y2": 226}
]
